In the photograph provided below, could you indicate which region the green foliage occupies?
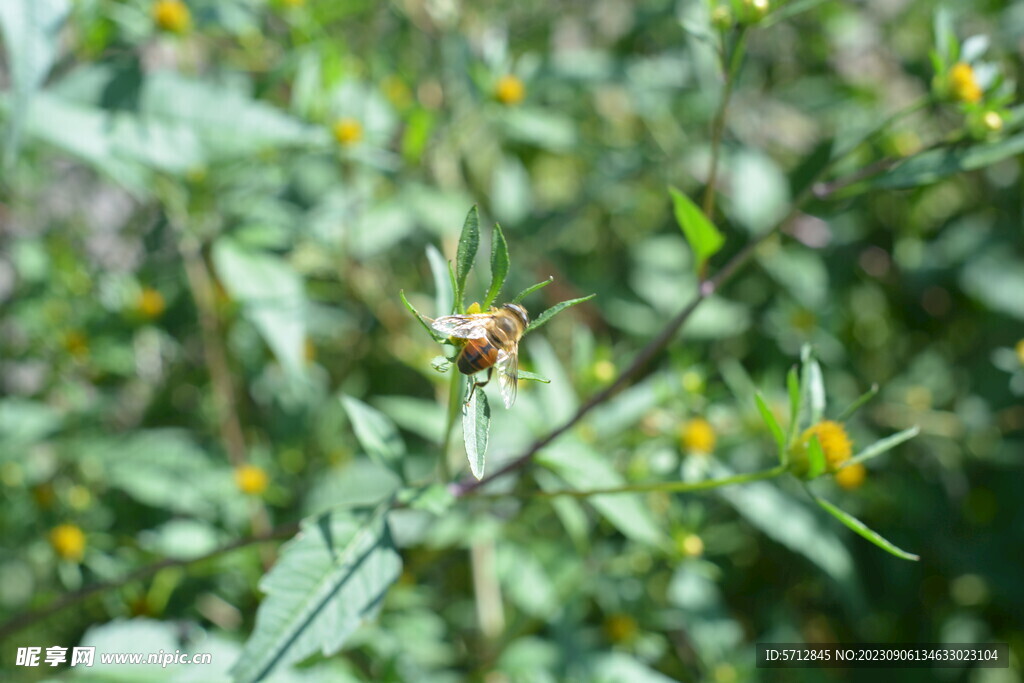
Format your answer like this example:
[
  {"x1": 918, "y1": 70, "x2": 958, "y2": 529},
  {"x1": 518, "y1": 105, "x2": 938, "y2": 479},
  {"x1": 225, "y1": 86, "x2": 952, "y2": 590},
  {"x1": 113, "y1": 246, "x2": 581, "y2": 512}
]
[
  {"x1": 462, "y1": 389, "x2": 490, "y2": 480},
  {"x1": 669, "y1": 186, "x2": 725, "y2": 267}
]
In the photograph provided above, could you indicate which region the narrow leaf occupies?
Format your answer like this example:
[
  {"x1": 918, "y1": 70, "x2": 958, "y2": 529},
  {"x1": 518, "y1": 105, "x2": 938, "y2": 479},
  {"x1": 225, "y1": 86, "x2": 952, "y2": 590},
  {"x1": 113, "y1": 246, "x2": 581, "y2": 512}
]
[
  {"x1": 455, "y1": 206, "x2": 480, "y2": 310},
  {"x1": 447, "y1": 260, "x2": 459, "y2": 313},
  {"x1": 516, "y1": 370, "x2": 551, "y2": 383},
  {"x1": 872, "y1": 133, "x2": 1024, "y2": 190},
  {"x1": 526, "y1": 294, "x2": 595, "y2": 334},
  {"x1": 426, "y1": 244, "x2": 453, "y2": 316},
  {"x1": 786, "y1": 366, "x2": 801, "y2": 444},
  {"x1": 341, "y1": 395, "x2": 405, "y2": 469},
  {"x1": 814, "y1": 495, "x2": 920, "y2": 561},
  {"x1": 231, "y1": 507, "x2": 403, "y2": 682},
  {"x1": 669, "y1": 186, "x2": 725, "y2": 266},
  {"x1": 798, "y1": 346, "x2": 825, "y2": 430},
  {"x1": 483, "y1": 222, "x2": 509, "y2": 308},
  {"x1": 463, "y1": 389, "x2": 490, "y2": 480},
  {"x1": 754, "y1": 392, "x2": 786, "y2": 464},
  {"x1": 400, "y1": 290, "x2": 446, "y2": 342},
  {"x1": 836, "y1": 383, "x2": 880, "y2": 422},
  {"x1": 511, "y1": 276, "x2": 553, "y2": 304},
  {"x1": 807, "y1": 435, "x2": 826, "y2": 479},
  {"x1": 841, "y1": 426, "x2": 920, "y2": 469}
]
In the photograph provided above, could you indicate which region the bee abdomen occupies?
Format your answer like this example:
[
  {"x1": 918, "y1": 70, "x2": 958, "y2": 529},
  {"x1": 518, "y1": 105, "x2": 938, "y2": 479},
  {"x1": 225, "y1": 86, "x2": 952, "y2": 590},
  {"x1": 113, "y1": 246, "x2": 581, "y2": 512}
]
[{"x1": 458, "y1": 339, "x2": 498, "y2": 374}]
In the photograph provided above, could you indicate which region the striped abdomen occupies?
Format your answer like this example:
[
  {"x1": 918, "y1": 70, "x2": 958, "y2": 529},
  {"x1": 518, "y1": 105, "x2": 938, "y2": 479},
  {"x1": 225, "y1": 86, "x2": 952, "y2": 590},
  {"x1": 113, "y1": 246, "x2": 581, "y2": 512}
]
[{"x1": 457, "y1": 337, "x2": 499, "y2": 375}]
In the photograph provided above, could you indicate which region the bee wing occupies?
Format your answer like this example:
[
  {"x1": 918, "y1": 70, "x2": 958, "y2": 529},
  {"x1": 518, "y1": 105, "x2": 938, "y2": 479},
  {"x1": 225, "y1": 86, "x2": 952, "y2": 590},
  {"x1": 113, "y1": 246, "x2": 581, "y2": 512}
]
[
  {"x1": 430, "y1": 314, "x2": 491, "y2": 340},
  {"x1": 496, "y1": 344, "x2": 519, "y2": 409}
]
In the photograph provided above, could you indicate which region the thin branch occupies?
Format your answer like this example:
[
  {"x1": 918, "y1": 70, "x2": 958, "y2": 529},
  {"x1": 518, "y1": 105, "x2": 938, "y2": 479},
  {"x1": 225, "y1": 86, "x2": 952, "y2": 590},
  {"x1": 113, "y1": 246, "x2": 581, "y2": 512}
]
[
  {"x1": 0, "y1": 523, "x2": 299, "y2": 640},
  {"x1": 703, "y1": 28, "x2": 747, "y2": 218}
]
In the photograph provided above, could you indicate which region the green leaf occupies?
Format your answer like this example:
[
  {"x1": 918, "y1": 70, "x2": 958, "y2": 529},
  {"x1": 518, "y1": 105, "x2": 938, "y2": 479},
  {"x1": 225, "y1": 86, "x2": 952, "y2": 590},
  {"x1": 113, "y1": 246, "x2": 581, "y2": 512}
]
[
  {"x1": 0, "y1": 0, "x2": 71, "y2": 166},
  {"x1": 516, "y1": 370, "x2": 551, "y2": 383},
  {"x1": 483, "y1": 222, "x2": 509, "y2": 308},
  {"x1": 836, "y1": 383, "x2": 880, "y2": 422},
  {"x1": 425, "y1": 245, "x2": 453, "y2": 316},
  {"x1": 814, "y1": 495, "x2": 920, "y2": 561},
  {"x1": 341, "y1": 395, "x2": 405, "y2": 470},
  {"x1": 786, "y1": 366, "x2": 801, "y2": 445},
  {"x1": 212, "y1": 238, "x2": 307, "y2": 376},
  {"x1": 400, "y1": 290, "x2": 446, "y2": 343},
  {"x1": 806, "y1": 435, "x2": 826, "y2": 479},
  {"x1": 430, "y1": 356, "x2": 452, "y2": 373},
  {"x1": 754, "y1": 392, "x2": 786, "y2": 465},
  {"x1": 841, "y1": 426, "x2": 920, "y2": 469},
  {"x1": 455, "y1": 206, "x2": 480, "y2": 311},
  {"x1": 511, "y1": 276, "x2": 553, "y2": 304},
  {"x1": 873, "y1": 133, "x2": 1024, "y2": 190},
  {"x1": 463, "y1": 389, "x2": 490, "y2": 480},
  {"x1": 669, "y1": 186, "x2": 724, "y2": 266},
  {"x1": 798, "y1": 346, "x2": 825, "y2": 430},
  {"x1": 526, "y1": 294, "x2": 596, "y2": 334},
  {"x1": 231, "y1": 507, "x2": 403, "y2": 682}
]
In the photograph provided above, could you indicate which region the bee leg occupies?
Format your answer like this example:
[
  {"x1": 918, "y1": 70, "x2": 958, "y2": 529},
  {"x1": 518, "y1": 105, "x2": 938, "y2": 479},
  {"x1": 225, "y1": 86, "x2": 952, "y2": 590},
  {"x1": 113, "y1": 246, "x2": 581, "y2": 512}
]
[{"x1": 465, "y1": 367, "x2": 493, "y2": 405}]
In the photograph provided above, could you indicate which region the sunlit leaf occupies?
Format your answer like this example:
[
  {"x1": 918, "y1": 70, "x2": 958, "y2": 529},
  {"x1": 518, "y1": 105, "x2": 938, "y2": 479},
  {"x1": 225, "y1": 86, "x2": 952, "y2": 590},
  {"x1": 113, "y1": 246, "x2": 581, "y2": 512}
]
[
  {"x1": 483, "y1": 222, "x2": 509, "y2": 309},
  {"x1": 512, "y1": 276, "x2": 553, "y2": 304},
  {"x1": 516, "y1": 370, "x2": 550, "y2": 383},
  {"x1": 455, "y1": 206, "x2": 480, "y2": 311},
  {"x1": 798, "y1": 345, "x2": 825, "y2": 430},
  {"x1": 400, "y1": 290, "x2": 446, "y2": 343},
  {"x1": 786, "y1": 366, "x2": 801, "y2": 444},
  {"x1": 463, "y1": 389, "x2": 490, "y2": 480},
  {"x1": 231, "y1": 507, "x2": 403, "y2": 682},
  {"x1": 814, "y1": 495, "x2": 920, "y2": 561},
  {"x1": 669, "y1": 186, "x2": 724, "y2": 266},
  {"x1": 426, "y1": 244, "x2": 453, "y2": 316},
  {"x1": 841, "y1": 426, "x2": 920, "y2": 468},
  {"x1": 873, "y1": 134, "x2": 1024, "y2": 190},
  {"x1": 836, "y1": 383, "x2": 880, "y2": 421},
  {"x1": 526, "y1": 294, "x2": 596, "y2": 334},
  {"x1": 807, "y1": 434, "x2": 826, "y2": 479}
]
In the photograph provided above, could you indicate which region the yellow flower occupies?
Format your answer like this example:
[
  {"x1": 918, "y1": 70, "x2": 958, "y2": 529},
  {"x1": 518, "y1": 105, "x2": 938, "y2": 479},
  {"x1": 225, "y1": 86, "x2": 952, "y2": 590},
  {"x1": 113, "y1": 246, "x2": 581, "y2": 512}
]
[
  {"x1": 680, "y1": 417, "x2": 716, "y2": 455},
  {"x1": 949, "y1": 62, "x2": 983, "y2": 103},
  {"x1": 135, "y1": 287, "x2": 166, "y2": 319},
  {"x1": 1016, "y1": 339, "x2": 1024, "y2": 366},
  {"x1": 603, "y1": 614, "x2": 638, "y2": 643},
  {"x1": 235, "y1": 465, "x2": 269, "y2": 496},
  {"x1": 494, "y1": 75, "x2": 525, "y2": 105},
  {"x1": 835, "y1": 463, "x2": 867, "y2": 490},
  {"x1": 466, "y1": 301, "x2": 482, "y2": 314},
  {"x1": 332, "y1": 118, "x2": 363, "y2": 146},
  {"x1": 153, "y1": 0, "x2": 191, "y2": 34},
  {"x1": 50, "y1": 524, "x2": 86, "y2": 562},
  {"x1": 793, "y1": 420, "x2": 853, "y2": 476}
]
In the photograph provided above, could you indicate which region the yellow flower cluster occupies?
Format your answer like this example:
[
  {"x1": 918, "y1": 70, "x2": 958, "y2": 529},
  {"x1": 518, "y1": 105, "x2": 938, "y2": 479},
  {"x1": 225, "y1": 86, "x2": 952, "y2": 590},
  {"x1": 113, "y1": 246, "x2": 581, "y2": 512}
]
[
  {"x1": 332, "y1": 118, "x2": 363, "y2": 146},
  {"x1": 949, "y1": 62, "x2": 983, "y2": 103},
  {"x1": 495, "y1": 75, "x2": 525, "y2": 105},
  {"x1": 680, "y1": 417, "x2": 716, "y2": 454},
  {"x1": 153, "y1": 0, "x2": 191, "y2": 34},
  {"x1": 235, "y1": 464, "x2": 269, "y2": 496},
  {"x1": 50, "y1": 524, "x2": 86, "y2": 562}
]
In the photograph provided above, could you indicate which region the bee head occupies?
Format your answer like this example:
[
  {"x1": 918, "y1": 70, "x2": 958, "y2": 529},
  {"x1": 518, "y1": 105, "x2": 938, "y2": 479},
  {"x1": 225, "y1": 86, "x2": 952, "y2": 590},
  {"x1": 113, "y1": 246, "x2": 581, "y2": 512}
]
[{"x1": 503, "y1": 303, "x2": 529, "y2": 328}]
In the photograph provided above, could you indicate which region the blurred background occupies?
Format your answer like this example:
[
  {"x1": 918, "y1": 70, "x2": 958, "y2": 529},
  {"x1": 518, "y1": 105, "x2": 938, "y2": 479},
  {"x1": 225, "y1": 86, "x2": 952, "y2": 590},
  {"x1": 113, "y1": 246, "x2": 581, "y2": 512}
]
[{"x1": 1, "y1": 0, "x2": 1023, "y2": 680}]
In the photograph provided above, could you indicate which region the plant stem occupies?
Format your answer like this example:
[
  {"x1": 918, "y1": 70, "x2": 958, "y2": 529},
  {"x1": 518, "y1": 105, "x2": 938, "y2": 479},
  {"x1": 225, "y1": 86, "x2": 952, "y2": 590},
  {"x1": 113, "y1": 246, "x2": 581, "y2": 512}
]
[
  {"x1": 438, "y1": 369, "x2": 463, "y2": 480},
  {"x1": 702, "y1": 27, "x2": 747, "y2": 218}
]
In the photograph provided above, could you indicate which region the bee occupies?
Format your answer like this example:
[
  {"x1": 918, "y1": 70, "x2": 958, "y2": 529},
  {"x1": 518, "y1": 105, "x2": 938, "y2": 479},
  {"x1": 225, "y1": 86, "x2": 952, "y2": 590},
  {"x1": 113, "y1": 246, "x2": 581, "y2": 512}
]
[{"x1": 431, "y1": 303, "x2": 529, "y2": 408}]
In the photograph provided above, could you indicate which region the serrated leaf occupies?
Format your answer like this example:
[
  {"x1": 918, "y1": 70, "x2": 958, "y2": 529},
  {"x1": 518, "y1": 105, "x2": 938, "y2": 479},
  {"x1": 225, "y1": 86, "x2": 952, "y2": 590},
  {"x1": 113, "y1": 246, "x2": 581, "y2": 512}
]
[
  {"x1": 455, "y1": 206, "x2": 480, "y2": 311},
  {"x1": 669, "y1": 186, "x2": 724, "y2": 266},
  {"x1": 400, "y1": 290, "x2": 446, "y2": 342},
  {"x1": 341, "y1": 395, "x2": 405, "y2": 469},
  {"x1": 483, "y1": 222, "x2": 509, "y2": 308},
  {"x1": 0, "y1": 0, "x2": 71, "y2": 166},
  {"x1": 511, "y1": 277, "x2": 553, "y2": 304},
  {"x1": 814, "y1": 495, "x2": 920, "y2": 561},
  {"x1": 841, "y1": 426, "x2": 920, "y2": 469},
  {"x1": 231, "y1": 507, "x2": 403, "y2": 682},
  {"x1": 807, "y1": 435, "x2": 826, "y2": 479},
  {"x1": 754, "y1": 392, "x2": 786, "y2": 465},
  {"x1": 463, "y1": 389, "x2": 490, "y2": 480},
  {"x1": 516, "y1": 370, "x2": 550, "y2": 383},
  {"x1": 426, "y1": 244, "x2": 453, "y2": 316},
  {"x1": 526, "y1": 294, "x2": 595, "y2": 334}
]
